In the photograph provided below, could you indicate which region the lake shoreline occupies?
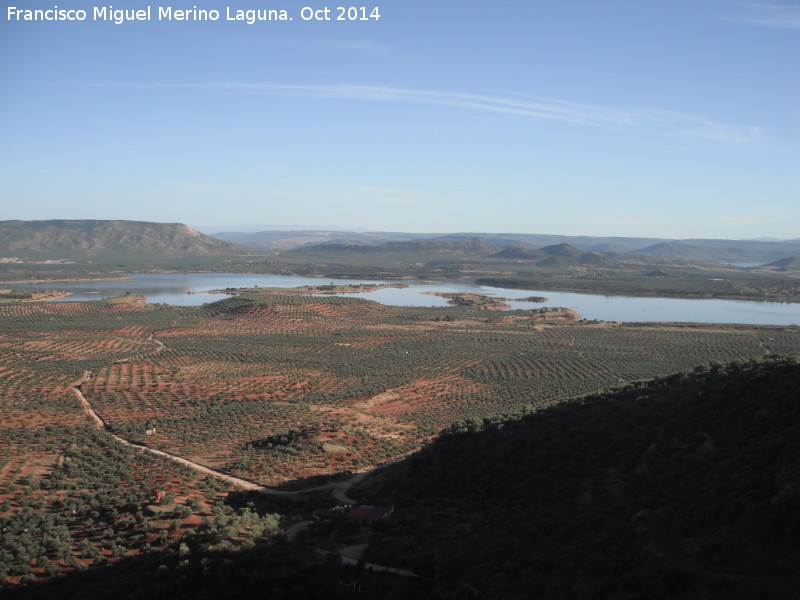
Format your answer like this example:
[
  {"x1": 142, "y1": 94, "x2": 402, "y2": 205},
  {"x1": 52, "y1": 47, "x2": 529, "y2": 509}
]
[{"x1": 2, "y1": 272, "x2": 798, "y2": 325}]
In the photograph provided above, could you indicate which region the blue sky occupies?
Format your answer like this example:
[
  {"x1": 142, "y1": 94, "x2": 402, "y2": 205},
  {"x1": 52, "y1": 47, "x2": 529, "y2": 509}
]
[{"x1": 1, "y1": 1, "x2": 798, "y2": 238}]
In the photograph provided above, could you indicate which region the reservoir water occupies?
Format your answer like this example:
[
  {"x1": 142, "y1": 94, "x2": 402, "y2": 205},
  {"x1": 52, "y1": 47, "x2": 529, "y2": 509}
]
[{"x1": 7, "y1": 272, "x2": 800, "y2": 326}]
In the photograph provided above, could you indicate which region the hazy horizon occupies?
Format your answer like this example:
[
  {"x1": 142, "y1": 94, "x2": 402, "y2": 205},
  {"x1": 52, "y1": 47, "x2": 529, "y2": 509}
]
[{"x1": 192, "y1": 224, "x2": 799, "y2": 243}]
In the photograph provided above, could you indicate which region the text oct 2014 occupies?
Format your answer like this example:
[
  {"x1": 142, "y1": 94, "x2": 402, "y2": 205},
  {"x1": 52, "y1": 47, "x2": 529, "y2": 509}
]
[{"x1": 5, "y1": 5, "x2": 381, "y2": 24}]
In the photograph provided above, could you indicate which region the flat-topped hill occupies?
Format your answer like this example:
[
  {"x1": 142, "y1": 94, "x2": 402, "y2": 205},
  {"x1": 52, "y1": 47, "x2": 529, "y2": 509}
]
[{"x1": 0, "y1": 220, "x2": 257, "y2": 259}]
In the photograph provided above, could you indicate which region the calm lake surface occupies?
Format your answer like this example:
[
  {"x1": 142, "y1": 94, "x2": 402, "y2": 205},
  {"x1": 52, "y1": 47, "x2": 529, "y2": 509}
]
[{"x1": 8, "y1": 272, "x2": 800, "y2": 325}]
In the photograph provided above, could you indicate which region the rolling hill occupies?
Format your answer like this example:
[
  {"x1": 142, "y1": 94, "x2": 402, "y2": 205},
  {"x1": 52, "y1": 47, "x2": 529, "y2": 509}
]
[
  {"x1": 492, "y1": 243, "x2": 613, "y2": 266},
  {"x1": 282, "y1": 237, "x2": 500, "y2": 263},
  {"x1": 208, "y1": 229, "x2": 423, "y2": 250},
  {"x1": 767, "y1": 257, "x2": 800, "y2": 271},
  {"x1": 362, "y1": 358, "x2": 800, "y2": 599},
  {"x1": 210, "y1": 229, "x2": 800, "y2": 263},
  {"x1": 282, "y1": 239, "x2": 619, "y2": 267},
  {"x1": 7, "y1": 358, "x2": 799, "y2": 600}
]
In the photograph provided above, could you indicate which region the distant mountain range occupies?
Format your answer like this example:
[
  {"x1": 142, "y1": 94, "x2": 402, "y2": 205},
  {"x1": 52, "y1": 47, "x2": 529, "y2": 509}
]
[
  {"x1": 1, "y1": 220, "x2": 797, "y2": 265},
  {"x1": 0, "y1": 220, "x2": 256, "y2": 259},
  {"x1": 211, "y1": 229, "x2": 800, "y2": 263},
  {"x1": 281, "y1": 239, "x2": 616, "y2": 268}
]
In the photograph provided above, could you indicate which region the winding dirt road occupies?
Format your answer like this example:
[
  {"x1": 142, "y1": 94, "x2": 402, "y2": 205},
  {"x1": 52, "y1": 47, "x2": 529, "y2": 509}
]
[
  {"x1": 71, "y1": 375, "x2": 394, "y2": 504},
  {"x1": 73, "y1": 370, "x2": 419, "y2": 578}
]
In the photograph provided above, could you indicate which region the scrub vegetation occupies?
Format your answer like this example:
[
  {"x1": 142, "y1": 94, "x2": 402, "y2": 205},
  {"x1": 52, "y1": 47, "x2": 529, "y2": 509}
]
[
  {"x1": 361, "y1": 358, "x2": 800, "y2": 599},
  {"x1": 0, "y1": 287, "x2": 798, "y2": 597},
  {"x1": 2, "y1": 293, "x2": 797, "y2": 488}
]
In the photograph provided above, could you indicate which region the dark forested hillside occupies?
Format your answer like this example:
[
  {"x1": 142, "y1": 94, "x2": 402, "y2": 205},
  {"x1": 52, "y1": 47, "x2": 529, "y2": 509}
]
[{"x1": 361, "y1": 358, "x2": 800, "y2": 599}]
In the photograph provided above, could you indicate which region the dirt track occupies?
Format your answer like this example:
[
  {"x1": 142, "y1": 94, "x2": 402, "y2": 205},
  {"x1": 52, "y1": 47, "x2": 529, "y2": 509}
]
[
  {"x1": 71, "y1": 377, "x2": 394, "y2": 504},
  {"x1": 73, "y1": 371, "x2": 419, "y2": 577}
]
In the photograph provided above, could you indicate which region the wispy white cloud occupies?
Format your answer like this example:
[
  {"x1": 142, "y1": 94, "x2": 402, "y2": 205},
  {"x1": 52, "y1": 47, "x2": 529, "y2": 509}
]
[
  {"x1": 64, "y1": 81, "x2": 763, "y2": 144},
  {"x1": 729, "y1": 3, "x2": 800, "y2": 29},
  {"x1": 228, "y1": 83, "x2": 642, "y2": 128},
  {"x1": 227, "y1": 83, "x2": 764, "y2": 144}
]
